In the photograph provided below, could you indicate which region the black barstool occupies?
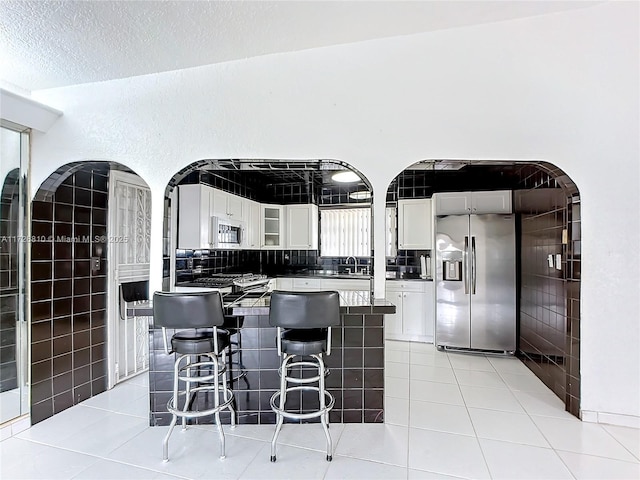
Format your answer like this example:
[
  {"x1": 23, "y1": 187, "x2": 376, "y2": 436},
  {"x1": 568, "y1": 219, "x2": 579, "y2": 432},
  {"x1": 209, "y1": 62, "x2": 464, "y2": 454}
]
[
  {"x1": 268, "y1": 290, "x2": 341, "y2": 462},
  {"x1": 153, "y1": 291, "x2": 236, "y2": 461}
]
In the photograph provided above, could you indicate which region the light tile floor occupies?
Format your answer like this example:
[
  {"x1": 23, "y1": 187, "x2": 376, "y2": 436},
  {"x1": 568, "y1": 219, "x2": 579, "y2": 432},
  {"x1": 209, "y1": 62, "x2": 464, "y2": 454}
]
[{"x1": 1, "y1": 341, "x2": 639, "y2": 479}]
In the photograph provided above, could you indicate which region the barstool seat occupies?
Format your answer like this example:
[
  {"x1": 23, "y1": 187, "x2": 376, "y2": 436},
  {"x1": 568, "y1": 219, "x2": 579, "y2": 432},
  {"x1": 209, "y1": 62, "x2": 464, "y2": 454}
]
[
  {"x1": 153, "y1": 291, "x2": 236, "y2": 462},
  {"x1": 280, "y1": 328, "x2": 328, "y2": 356},
  {"x1": 170, "y1": 331, "x2": 230, "y2": 355},
  {"x1": 268, "y1": 291, "x2": 341, "y2": 463}
]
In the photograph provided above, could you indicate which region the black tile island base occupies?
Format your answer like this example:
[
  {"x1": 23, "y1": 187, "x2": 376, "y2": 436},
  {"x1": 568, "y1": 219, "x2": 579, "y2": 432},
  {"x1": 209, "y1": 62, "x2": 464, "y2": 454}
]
[{"x1": 134, "y1": 290, "x2": 395, "y2": 426}]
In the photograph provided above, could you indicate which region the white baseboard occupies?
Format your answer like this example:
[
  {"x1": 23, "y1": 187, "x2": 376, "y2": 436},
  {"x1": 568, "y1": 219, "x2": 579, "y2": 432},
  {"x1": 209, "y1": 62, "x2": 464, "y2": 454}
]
[
  {"x1": 0, "y1": 415, "x2": 31, "y2": 441},
  {"x1": 581, "y1": 410, "x2": 640, "y2": 429}
]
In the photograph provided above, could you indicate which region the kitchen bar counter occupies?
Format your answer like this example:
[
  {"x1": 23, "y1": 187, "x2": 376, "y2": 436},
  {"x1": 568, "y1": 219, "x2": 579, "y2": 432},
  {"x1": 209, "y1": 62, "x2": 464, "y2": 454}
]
[
  {"x1": 128, "y1": 290, "x2": 394, "y2": 318},
  {"x1": 142, "y1": 290, "x2": 395, "y2": 426}
]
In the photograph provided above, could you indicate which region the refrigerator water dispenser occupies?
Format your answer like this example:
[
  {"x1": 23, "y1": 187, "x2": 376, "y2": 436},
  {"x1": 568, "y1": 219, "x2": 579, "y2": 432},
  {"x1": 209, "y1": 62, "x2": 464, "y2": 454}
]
[{"x1": 443, "y1": 260, "x2": 462, "y2": 281}]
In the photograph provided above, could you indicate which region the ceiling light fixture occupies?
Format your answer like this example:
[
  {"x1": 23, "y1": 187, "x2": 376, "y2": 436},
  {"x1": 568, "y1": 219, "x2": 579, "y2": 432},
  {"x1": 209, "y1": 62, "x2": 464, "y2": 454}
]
[
  {"x1": 349, "y1": 191, "x2": 372, "y2": 200},
  {"x1": 331, "y1": 171, "x2": 360, "y2": 183}
]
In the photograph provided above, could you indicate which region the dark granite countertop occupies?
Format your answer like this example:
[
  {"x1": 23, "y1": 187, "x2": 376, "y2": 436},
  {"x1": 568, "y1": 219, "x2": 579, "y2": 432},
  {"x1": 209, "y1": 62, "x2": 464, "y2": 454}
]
[{"x1": 128, "y1": 289, "x2": 395, "y2": 319}]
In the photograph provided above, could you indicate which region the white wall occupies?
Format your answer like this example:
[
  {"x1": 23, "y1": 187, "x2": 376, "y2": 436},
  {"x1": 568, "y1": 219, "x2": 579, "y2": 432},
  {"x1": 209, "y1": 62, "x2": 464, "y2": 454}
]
[{"x1": 29, "y1": 3, "x2": 639, "y2": 423}]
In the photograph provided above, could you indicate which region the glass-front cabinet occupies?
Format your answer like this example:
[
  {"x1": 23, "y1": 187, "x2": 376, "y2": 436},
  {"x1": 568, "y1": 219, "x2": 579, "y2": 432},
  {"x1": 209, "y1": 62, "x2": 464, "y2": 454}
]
[{"x1": 261, "y1": 205, "x2": 284, "y2": 249}]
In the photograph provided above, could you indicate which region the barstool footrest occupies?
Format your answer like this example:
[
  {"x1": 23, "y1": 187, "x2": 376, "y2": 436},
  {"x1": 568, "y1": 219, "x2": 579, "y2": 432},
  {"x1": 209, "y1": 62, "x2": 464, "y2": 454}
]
[
  {"x1": 270, "y1": 386, "x2": 335, "y2": 421},
  {"x1": 167, "y1": 387, "x2": 234, "y2": 419}
]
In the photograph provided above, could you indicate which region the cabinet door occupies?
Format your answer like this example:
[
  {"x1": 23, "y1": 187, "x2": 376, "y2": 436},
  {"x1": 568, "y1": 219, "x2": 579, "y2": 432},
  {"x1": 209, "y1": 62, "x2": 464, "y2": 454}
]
[
  {"x1": 402, "y1": 292, "x2": 427, "y2": 336},
  {"x1": 275, "y1": 278, "x2": 293, "y2": 290},
  {"x1": 177, "y1": 184, "x2": 212, "y2": 249},
  {"x1": 423, "y1": 282, "x2": 435, "y2": 340},
  {"x1": 434, "y1": 192, "x2": 472, "y2": 215},
  {"x1": 261, "y1": 205, "x2": 284, "y2": 248},
  {"x1": 227, "y1": 193, "x2": 244, "y2": 220},
  {"x1": 292, "y1": 278, "x2": 322, "y2": 291},
  {"x1": 384, "y1": 290, "x2": 404, "y2": 338},
  {"x1": 471, "y1": 190, "x2": 512, "y2": 214},
  {"x1": 322, "y1": 278, "x2": 370, "y2": 291},
  {"x1": 245, "y1": 200, "x2": 261, "y2": 249},
  {"x1": 398, "y1": 199, "x2": 432, "y2": 249},
  {"x1": 286, "y1": 204, "x2": 318, "y2": 249},
  {"x1": 211, "y1": 189, "x2": 229, "y2": 219}
]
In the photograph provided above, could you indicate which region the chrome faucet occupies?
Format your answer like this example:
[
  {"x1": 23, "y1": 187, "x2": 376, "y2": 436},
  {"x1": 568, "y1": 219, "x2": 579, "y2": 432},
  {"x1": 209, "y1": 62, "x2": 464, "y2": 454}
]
[{"x1": 345, "y1": 256, "x2": 357, "y2": 274}]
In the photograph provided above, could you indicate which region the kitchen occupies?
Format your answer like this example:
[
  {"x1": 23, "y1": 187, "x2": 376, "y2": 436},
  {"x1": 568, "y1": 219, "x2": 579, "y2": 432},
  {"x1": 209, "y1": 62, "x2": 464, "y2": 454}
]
[
  {"x1": 137, "y1": 157, "x2": 579, "y2": 425},
  {"x1": 1, "y1": 2, "x2": 637, "y2": 475}
]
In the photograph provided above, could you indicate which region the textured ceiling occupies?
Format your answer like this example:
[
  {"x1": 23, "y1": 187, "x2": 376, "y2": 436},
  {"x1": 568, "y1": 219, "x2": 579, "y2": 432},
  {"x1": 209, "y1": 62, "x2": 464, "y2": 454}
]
[{"x1": 0, "y1": 1, "x2": 599, "y2": 92}]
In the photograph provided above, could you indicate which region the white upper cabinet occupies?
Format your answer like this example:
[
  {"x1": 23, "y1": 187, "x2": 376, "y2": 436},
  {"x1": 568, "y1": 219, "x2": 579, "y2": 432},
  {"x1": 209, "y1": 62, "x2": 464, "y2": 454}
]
[
  {"x1": 471, "y1": 190, "x2": 512, "y2": 214},
  {"x1": 244, "y1": 199, "x2": 261, "y2": 249},
  {"x1": 177, "y1": 184, "x2": 214, "y2": 249},
  {"x1": 434, "y1": 190, "x2": 512, "y2": 215},
  {"x1": 397, "y1": 198, "x2": 432, "y2": 249},
  {"x1": 261, "y1": 204, "x2": 285, "y2": 249},
  {"x1": 285, "y1": 204, "x2": 318, "y2": 250},
  {"x1": 211, "y1": 189, "x2": 245, "y2": 221}
]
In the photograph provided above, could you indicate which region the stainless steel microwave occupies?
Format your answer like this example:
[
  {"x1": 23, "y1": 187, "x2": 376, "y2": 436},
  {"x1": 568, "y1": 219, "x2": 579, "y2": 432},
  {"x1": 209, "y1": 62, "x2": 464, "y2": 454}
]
[{"x1": 211, "y1": 216, "x2": 243, "y2": 248}]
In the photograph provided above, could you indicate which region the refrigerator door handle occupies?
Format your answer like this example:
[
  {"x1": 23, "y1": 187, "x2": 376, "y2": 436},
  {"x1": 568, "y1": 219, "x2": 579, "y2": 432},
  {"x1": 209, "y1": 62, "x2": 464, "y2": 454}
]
[
  {"x1": 464, "y1": 236, "x2": 469, "y2": 295},
  {"x1": 471, "y1": 236, "x2": 477, "y2": 295}
]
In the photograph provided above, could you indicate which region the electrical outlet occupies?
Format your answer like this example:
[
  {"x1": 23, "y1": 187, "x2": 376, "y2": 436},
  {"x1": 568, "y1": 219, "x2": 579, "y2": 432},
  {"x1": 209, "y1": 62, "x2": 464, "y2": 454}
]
[{"x1": 91, "y1": 257, "x2": 100, "y2": 272}]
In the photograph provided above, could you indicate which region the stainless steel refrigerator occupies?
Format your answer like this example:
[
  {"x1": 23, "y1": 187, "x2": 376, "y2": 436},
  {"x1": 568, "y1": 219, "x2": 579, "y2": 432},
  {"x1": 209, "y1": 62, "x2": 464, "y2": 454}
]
[{"x1": 435, "y1": 214, "x2": 516, "y2": 352}]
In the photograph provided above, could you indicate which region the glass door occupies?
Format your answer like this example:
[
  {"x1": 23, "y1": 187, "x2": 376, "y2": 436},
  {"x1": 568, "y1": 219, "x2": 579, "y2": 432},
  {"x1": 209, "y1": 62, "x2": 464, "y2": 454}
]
[{"x1": 0, "y1": 124, "x2": 30, "y2": 424}]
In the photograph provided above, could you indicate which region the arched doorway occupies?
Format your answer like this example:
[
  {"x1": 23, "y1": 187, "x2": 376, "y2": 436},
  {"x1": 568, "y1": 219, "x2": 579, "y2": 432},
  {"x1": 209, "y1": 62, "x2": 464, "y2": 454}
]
[
  {"x1": 385, "y1": 160, "x2": 581, "y2": 417},
  {"x1": 147, "y1": 158, "x2": 379, "y2": 426},
  {"x1": 30, "y1": 162, "x2": 150, "y2": 424}
]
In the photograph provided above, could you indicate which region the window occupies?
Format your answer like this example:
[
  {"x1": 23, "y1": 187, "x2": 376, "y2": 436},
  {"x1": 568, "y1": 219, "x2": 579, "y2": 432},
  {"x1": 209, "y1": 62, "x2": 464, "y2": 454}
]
[{"x1": 320, "y1": 207, "x2": 371, "y2": 256}]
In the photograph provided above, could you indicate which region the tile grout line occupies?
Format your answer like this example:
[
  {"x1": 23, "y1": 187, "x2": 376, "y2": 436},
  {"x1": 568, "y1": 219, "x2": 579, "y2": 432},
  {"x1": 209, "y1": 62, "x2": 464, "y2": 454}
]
[
  {"x1": 491, "y1": 360, "x2": 579, "y2": 480},
  {"x1": 9, "y1": 431, "x2": 195, "y2": 480},
  {"x1": 599, "y1": 424, "x2": 640, "y2": 463},
  {"x1": 451, "y1": 352, "x2": 495, "y2": 479}
]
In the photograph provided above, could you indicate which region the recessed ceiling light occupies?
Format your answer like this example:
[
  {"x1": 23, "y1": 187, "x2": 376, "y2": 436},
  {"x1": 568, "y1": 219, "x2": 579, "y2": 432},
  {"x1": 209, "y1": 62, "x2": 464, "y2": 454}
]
[
  {"x1": 331, "y1": 171, "x2": 360, "y2": 183},
  {"x1": 349, "y1": 191, "x2": 372, "y2": 200}
]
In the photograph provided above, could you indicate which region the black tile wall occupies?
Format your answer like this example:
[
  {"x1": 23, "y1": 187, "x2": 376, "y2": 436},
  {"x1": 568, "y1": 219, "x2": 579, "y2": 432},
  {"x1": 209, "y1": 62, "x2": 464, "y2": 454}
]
[
  {"x1": 515, "y1": 163, "x2": 581, "y2": 418},
  {"x1": 386, "y1": 249, "x2": 431, "y2": 277},
  {"x1": 148, "y1": 312, "x2": 385, "y2": 425},
  {"x1": 175, "y1": 248, "x2": 374, "y2": 280},
  {"x1": 386, "y1": 166, "x2": 522, "y2": 203},
  {"x1": 30, "y1": 166, "x2": 110, "y2": 424},
  {"x1": 0, "y1": 169, "x2": 20, "y2": 393},
  {"x1": 178, "y1": 168, "x2": 371, "y2": 207}
]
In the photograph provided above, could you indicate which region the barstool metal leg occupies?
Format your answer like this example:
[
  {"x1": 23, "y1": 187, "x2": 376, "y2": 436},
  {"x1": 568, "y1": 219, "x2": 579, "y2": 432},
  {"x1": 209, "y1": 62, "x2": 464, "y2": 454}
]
[
  {"x1": 163, "y1": 415, "x2": 177, "y2": 462},
  {"x1": 182, "y1": 355, "x2": 192, "y2": 430},
  {"x1": 222, "y1": 349, "x2": 236, "y2": 429},
  {"x1": 163, "y1": 353, "x2": 183, "y2": 461},
  {"x1": 316, "y1": 354, "x2": 332, "y2": 461},
  {"x1": 270, "y1": 354, "x2": 291, "y2": 462},
  {"x1": 210, "y1": 353, "x2": 226, "y2": 459}
]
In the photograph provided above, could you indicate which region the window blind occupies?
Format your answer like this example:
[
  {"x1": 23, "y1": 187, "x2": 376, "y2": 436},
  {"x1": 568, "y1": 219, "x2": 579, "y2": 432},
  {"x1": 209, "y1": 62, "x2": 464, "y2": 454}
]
[{"x1": 320, "y1": 208, "x2": 371, "y2": 257}]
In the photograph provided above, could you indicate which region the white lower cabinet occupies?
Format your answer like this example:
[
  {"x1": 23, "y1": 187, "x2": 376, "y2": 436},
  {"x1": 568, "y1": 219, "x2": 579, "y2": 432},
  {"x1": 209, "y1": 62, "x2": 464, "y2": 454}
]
[
  {"x1": 322, "y1": 278, "x2": 370, "y2": 291},
  {"x1": 385, "y1": 281, "x2": 434, "y2": 343},
  {"x1": 274, "y1": 277, "x2": 370, "y2": 292},
  {"x1": 292, "y1": 278, "x2": 322, "y2": 291},
  {"x1": 275, "y1": 278, "x2": 293, "y2": 291}
]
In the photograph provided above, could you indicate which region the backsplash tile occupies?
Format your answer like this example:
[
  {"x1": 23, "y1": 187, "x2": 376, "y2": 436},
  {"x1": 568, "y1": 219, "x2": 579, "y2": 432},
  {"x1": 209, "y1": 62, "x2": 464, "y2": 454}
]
[{"x1": 175, "y1": 248, "x2": 373, "y2": 280}]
